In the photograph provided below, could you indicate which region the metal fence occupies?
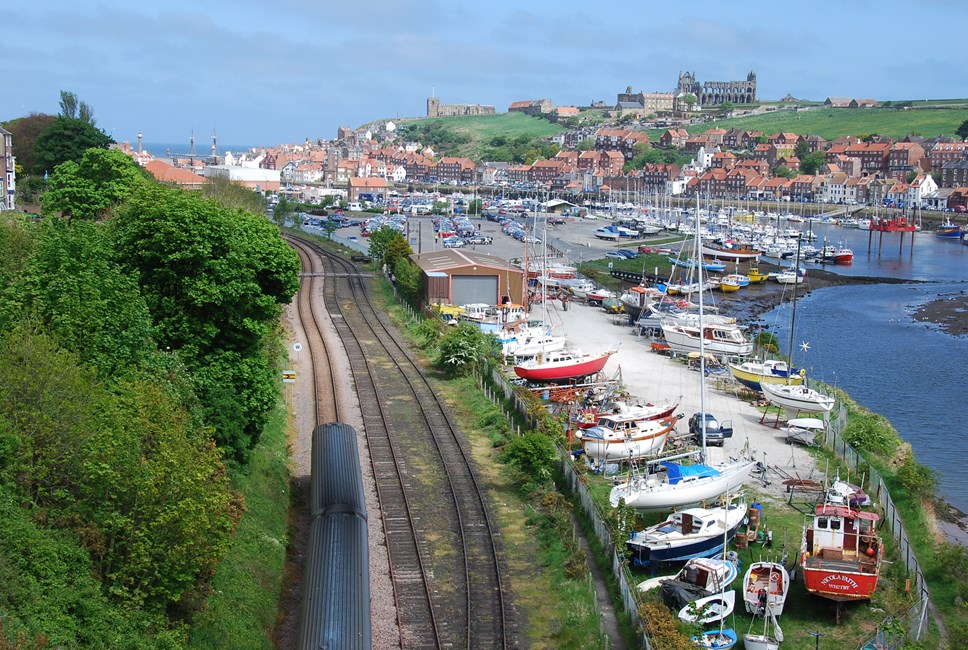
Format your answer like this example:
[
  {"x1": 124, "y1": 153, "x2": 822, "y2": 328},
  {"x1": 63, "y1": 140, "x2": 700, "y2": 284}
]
[{"x1": 823, "y1": 405, "x2": 931, "y2": 646}]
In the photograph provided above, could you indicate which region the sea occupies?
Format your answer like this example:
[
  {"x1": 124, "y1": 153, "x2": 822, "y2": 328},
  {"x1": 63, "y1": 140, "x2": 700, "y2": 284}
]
[
  {"x1": 143, "y1": 142, "x2": 258, "y2": 159},
  {"x1": 756, "y1": 221, "x2": 968, "y2": 512}
]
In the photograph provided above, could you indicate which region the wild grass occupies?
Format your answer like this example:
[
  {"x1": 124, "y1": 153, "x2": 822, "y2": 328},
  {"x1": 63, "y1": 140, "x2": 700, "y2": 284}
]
[{"x1": 187, "y1": 403, "x2": 290, "y2": 649}]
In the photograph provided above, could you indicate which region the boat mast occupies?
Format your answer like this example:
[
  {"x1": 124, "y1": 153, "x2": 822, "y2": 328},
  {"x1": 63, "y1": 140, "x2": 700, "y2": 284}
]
[
  {"x1": 697, "y1": 199, "x2": 708, "y2": 458},
  {"x1": 786, "y1": 236, "x2": 802, "y2": 380}
]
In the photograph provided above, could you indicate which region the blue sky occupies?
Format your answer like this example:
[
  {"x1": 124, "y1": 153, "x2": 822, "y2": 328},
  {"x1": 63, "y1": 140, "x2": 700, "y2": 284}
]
[{"x1": 5, "y1": 1, "x2": 966, "y2": 148}]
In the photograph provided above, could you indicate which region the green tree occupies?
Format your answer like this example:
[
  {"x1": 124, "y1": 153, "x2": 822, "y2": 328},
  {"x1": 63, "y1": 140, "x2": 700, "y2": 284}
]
[
  {"x1": 800, "y1": 151, "x2": 829, "y2": 176},
  {"x1": 577, "y1": 137, "x2": 596, "y2": 151},
  {"x1": 368, "y1": 225, "x2": 405, "y2": 266},
  {"x1": 58, "y1": 90, "x2": 96, "y2": 126},
  {"x1": 794, "y1": 140, "x2": 811, "y2": 160},
  {"x1": 468, "y1": 198, "x2": 482, "y2": 216},
  {"x1": 383, "y1": 233, "x2": 414, "y2": 271},
  {"x1": 112, "y1": 185, "x2": 300, "y2": 460},
  {"x1": 1, "y1": 113, "x2": 57, "y2": 174},
  {"x1": 956, "y1": 118, "x2": 968, "y2": 141},
  {"x1": 681, "y1": 93, "x2": 697, "y2": 112},
  {"x1": 41, "y1": 148, "x2": 148, "y2": 220},
  {"x1": 773, "y1": 164, "x2": 796, "y2": 179},
  {"x1": 500, "y1": 432, "x2": 558, "y2": 483},
  {"x1": 16, "y1": 219, "x2": 154, "y2": 378},
  {"x1": 200, "y1": 176, "x2": 268, "y2": 214},
  {"x1": 272, "y1": 195, "x2": 295, "y2": 225},
  {"x1": 33, "y1": 118, "x2": 113, "y2": 175},
  {"x1": 718, "y1": 101, "x2": 735, "y2": 117},
  {"x1": 393, "y1": 257, "x2": 422, "y2": 304},
  {"x1": 436, "y1": 322, "x2": 495, "y2": 376}
]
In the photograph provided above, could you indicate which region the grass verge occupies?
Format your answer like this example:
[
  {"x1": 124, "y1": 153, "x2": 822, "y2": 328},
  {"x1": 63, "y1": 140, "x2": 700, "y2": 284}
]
[{"x1": 187, "y1": 402, "x2": 290, "y2": 649}]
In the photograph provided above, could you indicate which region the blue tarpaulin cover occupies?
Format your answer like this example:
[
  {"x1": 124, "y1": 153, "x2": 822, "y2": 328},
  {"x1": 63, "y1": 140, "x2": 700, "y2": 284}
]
[{"x1": 660, "y1": 462, "x2": 721, "y2": 484}]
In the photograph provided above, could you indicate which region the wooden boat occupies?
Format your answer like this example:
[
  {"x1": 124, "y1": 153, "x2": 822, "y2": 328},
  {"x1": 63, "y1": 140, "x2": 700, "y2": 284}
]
[
  {"x1": 578, "y1": 414, "x2": 679, "y2": 461},
  {"x1": 624, "y1": 498, "x2": 747, "y2": 566},
  {"x1": 761, "y1": 382, "x2": 834, "y2": 415},
  {"x1": 678, "y1": 590, "x2": 735, "y2": 624},
  {"x1": 728, "y1": 359, "x2": 804, "y2": 392},
  {"x1": 586, "y1": 288, "x2": 617, "y2": 304},
  {"x1": 718, "y1": 275, "x2": 743, "y2": 292},
  {"x1": 619, "y1": 284, "x2": 662, "y2": 321},
  {"x1": 610, "y1": 458, "x2": 755, "y2": 512},
  {"x1": 513, "y1": 349, "x2": 615, "y2": 383},
  {"x1": 742, "y1": 561, "x2": 790, "y2": 617},
  {"x1": 800, "y1": 503, "x2": 882, "y2": 602}
]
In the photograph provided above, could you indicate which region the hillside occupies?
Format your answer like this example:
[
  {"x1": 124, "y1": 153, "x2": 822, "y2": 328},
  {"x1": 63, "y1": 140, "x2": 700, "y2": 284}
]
[
  {"x1": 648, "y1": 104, "x2": 968, "y2": 141},
  {"x1": 395, "y1": 112, "x2": 565, "y2": 160}
]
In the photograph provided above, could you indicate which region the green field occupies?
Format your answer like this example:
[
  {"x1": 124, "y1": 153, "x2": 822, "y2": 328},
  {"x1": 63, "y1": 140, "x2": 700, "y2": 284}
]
[
  {"x1": 427, "y1": 112, "x2": 565, "y2": 139},
  {"x1": 647, "y1": 105, "x2": 968, "y2": 142}
]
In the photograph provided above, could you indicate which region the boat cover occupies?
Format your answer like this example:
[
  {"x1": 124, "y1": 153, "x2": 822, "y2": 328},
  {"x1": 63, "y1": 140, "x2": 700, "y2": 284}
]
[
  {"x1": 661, "y1": 462, "x2": 721, "y2": 484},
  {"x1": 660, "y1": 580, "x2": 707, "y2": 610}
]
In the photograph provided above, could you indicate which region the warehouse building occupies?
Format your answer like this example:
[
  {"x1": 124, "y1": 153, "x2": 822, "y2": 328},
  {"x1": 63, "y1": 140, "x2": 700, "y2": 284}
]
[{"x1": 410, "y1": 249, "x2": 526, "y2": 308}]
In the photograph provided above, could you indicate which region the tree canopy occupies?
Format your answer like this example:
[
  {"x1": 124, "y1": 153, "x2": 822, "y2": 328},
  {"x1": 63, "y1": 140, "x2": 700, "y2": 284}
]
[
  {"x1": 956, "y1": 118, "x2": 968, "y2": 141},
  {"x1": 0, "y1": 112, "x2": 57, "y2": 174},
  {"x1": 33, "y1": 117, "x2": 113, "y2": 175},
  {"x1": 58, "y1": 90, "x2": 96, "y2": 126},
  {"x1": 41, "y1": 148, "x2": 149, "y2": 220}
]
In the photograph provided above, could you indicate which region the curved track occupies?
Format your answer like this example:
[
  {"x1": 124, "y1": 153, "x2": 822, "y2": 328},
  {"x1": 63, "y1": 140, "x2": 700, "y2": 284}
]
[{"x1": 286, "y1": 234, "x2": 511, "y2": 649}]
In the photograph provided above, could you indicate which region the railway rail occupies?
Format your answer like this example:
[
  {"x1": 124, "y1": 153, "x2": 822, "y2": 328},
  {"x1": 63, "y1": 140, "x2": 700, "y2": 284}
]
[{"x1": 285, "y1": 234, "x2": 512, "y2": 649}]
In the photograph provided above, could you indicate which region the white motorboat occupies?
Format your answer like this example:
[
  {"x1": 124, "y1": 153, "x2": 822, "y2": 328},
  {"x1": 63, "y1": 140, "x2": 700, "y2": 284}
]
[
  {"x1": 678, "y1": 589, "x2": 735, "y2": 624},
  {"x1": 781, "y1": 416, "x2": 824, "y2": 446},
  {"x1": 578, "y1": 414, "x2": 679, "y2": 462},
  {"x1": 660, "y1": 320, "x2": 754, "y2": 357},
  {"x1": 610, "y1": 458, "x2": 755, "y2": 512},
  {"x1": 503, "y1": 329, "x2": 567, "y2": 358},
  {"x1": 742, "y1": 561, "x2": 790, "y2": 617},
  {"x1": 561, "y1": 278, "x2": 597, "y2": 300},
  {"x1": 624, "y1": 497, "x2": 747, "y2": 566}
]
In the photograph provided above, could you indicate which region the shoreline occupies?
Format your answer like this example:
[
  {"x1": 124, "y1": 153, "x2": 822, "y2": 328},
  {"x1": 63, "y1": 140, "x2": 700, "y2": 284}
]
[{"x1": 711, "y1": 264, "x2": 968, "y2": 549}]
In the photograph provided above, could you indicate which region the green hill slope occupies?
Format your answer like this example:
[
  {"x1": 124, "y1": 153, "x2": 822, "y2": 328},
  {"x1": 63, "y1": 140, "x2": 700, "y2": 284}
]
[
  {"x1": 397, "y1": 113, "x2": 565, "y2": 160},
  {"x1": 648, "y1": 105, "x2": 968, "y2": 141}
]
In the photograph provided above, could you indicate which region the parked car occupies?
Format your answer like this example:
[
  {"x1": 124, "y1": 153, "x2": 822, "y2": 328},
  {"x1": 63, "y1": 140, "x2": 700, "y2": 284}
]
[
  {"x1": 617, "y1": 249, "x2": 639, "y2": 259},
  {"x1": 442, "y1": 237, "x2": 465, "y2": 248},
  {"x1": 604, "y1": 251, "x2": 626, "y2": 259},
  {"x1": 688, "y1": 412, "x2": 733, "y2": 447}
]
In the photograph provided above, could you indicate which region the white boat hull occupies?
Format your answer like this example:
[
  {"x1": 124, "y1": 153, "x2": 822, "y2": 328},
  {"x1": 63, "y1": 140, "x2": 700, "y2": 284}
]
[
  {"x1": 679, "y1": 589, "x2": 735, "y2": 624},
  {"x1": 579, "y1": 429, "x2": 670, "y2": 461},
  {"x1": 761, "y1": 383, "x2": 834, "y2": 414},
  {"x1": 661, "y1": 323, "x2": 754, "y2": 357},
  {"x1": 610, "y1": 460, "x2": 755, "y2": 511},
  {"x1": 743, "y1": 634, "x2": 780, "y2": 650},
  {"x1": 742, "y1": 561, "x2": 790, "y2": 617}
]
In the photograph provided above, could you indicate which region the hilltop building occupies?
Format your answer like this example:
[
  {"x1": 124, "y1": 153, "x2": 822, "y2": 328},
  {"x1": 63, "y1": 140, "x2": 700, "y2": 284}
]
[
  {"x1": 427, "y1": 97, "x2": 495, "y2": 118},
  {"x1": 676, "y1": 70, "x2": 757, "y2": 106}
]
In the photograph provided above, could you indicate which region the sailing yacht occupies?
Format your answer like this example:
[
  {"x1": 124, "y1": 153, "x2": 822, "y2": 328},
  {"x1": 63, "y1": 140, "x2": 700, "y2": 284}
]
[
  {"x1": 760, "y1": 240, "x2": 835, "y2": 416},
  {"x1": 610, "y1": 208, "x2": 755, "y2": 512}
]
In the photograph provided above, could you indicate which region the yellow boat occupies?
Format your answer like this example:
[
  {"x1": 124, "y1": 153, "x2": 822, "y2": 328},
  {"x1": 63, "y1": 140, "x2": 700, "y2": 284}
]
[
  {"x1": 747, "y1": 266, "x2": 769, "y2": 283},
  {"x1": 728, "y1": 360, "x2": 805, "y2": 392}
]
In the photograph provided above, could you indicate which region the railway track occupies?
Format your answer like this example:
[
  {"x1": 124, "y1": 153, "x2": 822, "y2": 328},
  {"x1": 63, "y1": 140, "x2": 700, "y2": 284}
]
[{"x1": 285, "y1": 235, "x2": 511, "y2": 649}]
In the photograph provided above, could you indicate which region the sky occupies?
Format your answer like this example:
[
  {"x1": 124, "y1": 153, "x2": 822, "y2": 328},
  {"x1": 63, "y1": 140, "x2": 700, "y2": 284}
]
[{"x1": 5, "y1": 1, "x2": 967, "y2": 149}]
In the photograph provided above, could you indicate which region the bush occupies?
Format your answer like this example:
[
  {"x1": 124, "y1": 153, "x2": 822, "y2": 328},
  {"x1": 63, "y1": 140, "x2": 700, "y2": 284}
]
[{"x1": 500, "y1": 432, "x2": 558, "y2": 483}]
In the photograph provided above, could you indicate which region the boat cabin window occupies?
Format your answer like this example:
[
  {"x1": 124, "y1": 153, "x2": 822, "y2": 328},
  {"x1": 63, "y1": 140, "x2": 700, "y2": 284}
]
[
  {"x1": 830, "y1": 519, "x2": 841, "y2": 532},
  {"x1": 816, "y1": 517, "x2": 829, "y2": 529}
]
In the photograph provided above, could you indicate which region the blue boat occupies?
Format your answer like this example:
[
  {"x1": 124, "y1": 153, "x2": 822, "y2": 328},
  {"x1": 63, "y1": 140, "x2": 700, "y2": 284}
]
[
  {"x1": 692, "y1": 628, "x2": 738, "y2": 649},
  {"x1": 934, "y1": 219, "x2": 962, "y2": 238},
  {"x1": 626, "y1": 498, "x2": 746, "y2": 567}
]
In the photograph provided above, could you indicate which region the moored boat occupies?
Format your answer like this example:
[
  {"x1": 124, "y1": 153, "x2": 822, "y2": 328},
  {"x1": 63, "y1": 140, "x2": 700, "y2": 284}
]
[
  {"x1": 701, "y1": 241, "x2": 762, "y2": 261},
  {"x1": 800, "y1": 503, "x2": 882, "y2": 602},
  {"x1": 934, "y1": 218, "x2": 962, "y2": 238}
]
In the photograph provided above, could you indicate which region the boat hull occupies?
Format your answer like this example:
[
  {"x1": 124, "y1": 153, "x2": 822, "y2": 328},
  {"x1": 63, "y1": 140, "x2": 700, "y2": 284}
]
[
  {"x1": 513, "y1": 351, "x2": 613, "y2": 383},
  {"x1": 727, "y1": 362, "x2": 804, "y2": 392},
  {"x1": 611, "y1": 460, "x2": 756, "y2": 512},
  {"x1": 743, "y1": 634, "x2": 780, "y2": 650},
  {"x1": 627, "y1": 507, "x2": 746, "y2": 566},
  {"x1": 761, "y1": 383, "x2": 834, "y2": 414},
  {"x1": 579, "y1": 416, "x2": 677, "y2": 461},
  {"x1": 801, "y1": 565, "x2": 880, "y2": 602},
  {"x1": 742, "y1": 561, "x2": 790, "y2": 617}
]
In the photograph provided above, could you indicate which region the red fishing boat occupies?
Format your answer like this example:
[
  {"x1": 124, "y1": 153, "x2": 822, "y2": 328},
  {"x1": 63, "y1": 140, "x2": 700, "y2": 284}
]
[
  {"x1": 513, "y1": 349, "x2": 615, "y2": 383},
  {"x1": 800, "y1": 502, "x2": 882, "y2": 607}
]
